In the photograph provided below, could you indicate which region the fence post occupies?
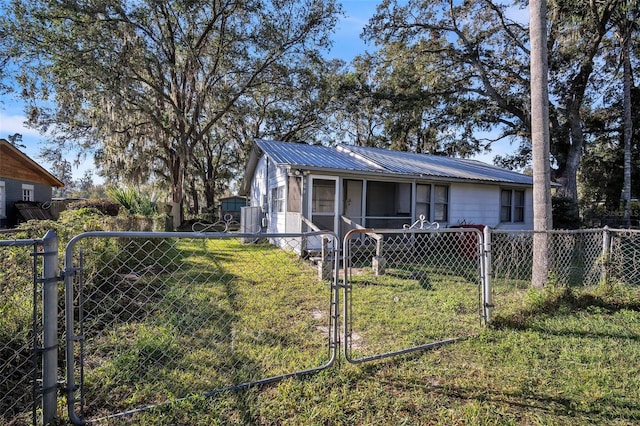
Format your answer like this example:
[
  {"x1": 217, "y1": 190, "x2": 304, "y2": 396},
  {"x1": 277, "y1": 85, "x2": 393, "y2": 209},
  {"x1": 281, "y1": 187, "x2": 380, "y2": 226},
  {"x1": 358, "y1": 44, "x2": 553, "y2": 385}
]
[
  {"x1": 602, "y1": 226, "x2": 611, "y2": 284},
  {"x1": 42, "y1": 230, "x2": 59, "y2": 424},
  {"x1": 482, "y1": 226, "x2": 493, "y2": 324}
]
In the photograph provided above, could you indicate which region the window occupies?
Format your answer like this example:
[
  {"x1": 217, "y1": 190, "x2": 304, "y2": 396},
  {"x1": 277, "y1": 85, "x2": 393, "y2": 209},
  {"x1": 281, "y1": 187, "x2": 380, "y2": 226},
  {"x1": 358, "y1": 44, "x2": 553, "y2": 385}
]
[
  {"x1": 22, "y1": 184, "x2": 34, "y2": 202},
  {"x1": 501, "y1": 189, "x2": 525, "y2": 223},
  {"x1": 416, "y1": 184, "x2": 430, "y2": 219},
  {"x1": 415, "y1": 183, "x2": 448, "y2": 222},
  {"x1": 434, "y1": 185, "x2": 449, "y2": 221},
  {"x1": 271, "y1": 186, "x2": 285, "y2": 213},
  {"x1": 0, "y1": 181, "x2": 5, "y2": 218}
]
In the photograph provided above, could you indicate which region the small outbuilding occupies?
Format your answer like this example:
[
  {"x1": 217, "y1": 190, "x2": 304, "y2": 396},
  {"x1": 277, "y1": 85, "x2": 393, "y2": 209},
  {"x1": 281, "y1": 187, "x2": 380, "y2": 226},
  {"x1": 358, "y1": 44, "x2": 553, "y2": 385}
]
[
  {"x1": 0, "y1": 139, "x2": 64, "y2": 228},
  {"x1": 240, "y1": 139, "x2": 534, "y2": 250},
  {"x1": 218, "y1": 195, "x2": 247, "y2": 221}
]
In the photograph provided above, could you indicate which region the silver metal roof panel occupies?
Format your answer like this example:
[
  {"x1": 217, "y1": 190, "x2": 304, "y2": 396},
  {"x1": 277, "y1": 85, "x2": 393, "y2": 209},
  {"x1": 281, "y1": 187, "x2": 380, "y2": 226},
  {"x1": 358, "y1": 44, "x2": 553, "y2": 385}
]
[
  {"x1": 339, "y1": 144, "x2": 533, "y2": 185},
  {"x1": 255, "y1": 139, "x2": 532, "y2": 185},
  {"x1": 255, "y1": 140, "x2": 381, "y2": 172}
]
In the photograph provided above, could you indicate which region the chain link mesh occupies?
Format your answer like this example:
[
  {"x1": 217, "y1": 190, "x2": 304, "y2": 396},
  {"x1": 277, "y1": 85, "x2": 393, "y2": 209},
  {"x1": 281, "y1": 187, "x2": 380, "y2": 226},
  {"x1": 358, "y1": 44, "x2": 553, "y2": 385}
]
[
  {"x1": 491, "y1": 229, "x2": 610, "y2": 318},
  {"x1": 492, "y1": 229, "x2": 605, "y2": 286},
  {"x1": 0, "y1": 238, "x2": 42, "y2": 426},
  {"x1": 609, "y1": 229, "x2": 640, "y2": 284},
  {"x1": 3, "y1": 227, "x2": 640, "y2": 424},
  {"x1": 66, "y1": 233, "x2": 337, "y2": 422},
  {"x1": 344, "y1": 228, "x2": 484, "y2": 362}
]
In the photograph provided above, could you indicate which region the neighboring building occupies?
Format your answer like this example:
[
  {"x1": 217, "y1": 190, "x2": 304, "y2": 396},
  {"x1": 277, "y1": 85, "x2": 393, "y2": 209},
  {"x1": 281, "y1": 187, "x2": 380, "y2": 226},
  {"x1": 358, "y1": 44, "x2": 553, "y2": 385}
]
[
  {"x1": 218, "y1": 195, "x2": 247, "y2": 221},
  {"x1": 240, "y1": 139, "x2": 535, "y2": 250},
  {"x1": 0, "y1": 139, "x2": 64, "y2": 228}
]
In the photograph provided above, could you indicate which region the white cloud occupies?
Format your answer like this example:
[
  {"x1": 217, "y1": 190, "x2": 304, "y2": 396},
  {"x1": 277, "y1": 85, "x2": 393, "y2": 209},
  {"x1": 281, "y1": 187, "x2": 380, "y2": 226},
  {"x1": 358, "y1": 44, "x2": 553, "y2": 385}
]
[{"x1": 0, "y1": 111, "x2": 42, "y2": 139}]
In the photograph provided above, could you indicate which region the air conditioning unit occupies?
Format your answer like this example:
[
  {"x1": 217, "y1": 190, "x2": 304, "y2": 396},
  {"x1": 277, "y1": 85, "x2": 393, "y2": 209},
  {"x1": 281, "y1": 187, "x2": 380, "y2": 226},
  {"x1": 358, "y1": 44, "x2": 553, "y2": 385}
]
[{"x1": 240, "y1": 206, "x2": 262, "y2": 243}]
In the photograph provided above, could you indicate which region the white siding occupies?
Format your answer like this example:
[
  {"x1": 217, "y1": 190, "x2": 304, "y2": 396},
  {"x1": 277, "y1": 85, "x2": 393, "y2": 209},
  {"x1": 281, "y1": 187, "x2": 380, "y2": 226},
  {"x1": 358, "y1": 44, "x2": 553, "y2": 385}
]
[
  {"x1": 449, "y1": 182, "x2": 533, "y2": 230},
  {"x1": 249, "y1": 156, "x2": 268, "y2": 209}
]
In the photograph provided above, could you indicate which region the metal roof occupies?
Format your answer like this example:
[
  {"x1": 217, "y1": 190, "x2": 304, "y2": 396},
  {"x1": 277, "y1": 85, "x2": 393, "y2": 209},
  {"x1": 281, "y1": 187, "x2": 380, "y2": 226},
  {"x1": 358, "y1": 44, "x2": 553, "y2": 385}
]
[
  {"x1": 254, "y1": 139, "x2": 533, "y2": 186},
  {"x1": 340, "y1": 144, "x2": 534, "y2": 185},
  {"x1": 255, "y1": 139, "x2": 382, "y2": 173}
]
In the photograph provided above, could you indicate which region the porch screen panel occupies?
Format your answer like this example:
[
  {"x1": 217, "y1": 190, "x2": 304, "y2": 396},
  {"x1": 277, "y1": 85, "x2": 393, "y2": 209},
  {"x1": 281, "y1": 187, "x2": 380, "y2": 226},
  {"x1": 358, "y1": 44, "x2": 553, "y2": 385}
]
[
  {"x1": 312, "y1": 180, "x2": 335, "y2": 212},
  {"x1": 366, "y1": 181, "x2": 395, "y2": 216},
  {"x1": 366, "y1": 181, "x2": 412, "y2": 228},
  {"x1": 0, "y1": 181, "x2": 5, "y2": 218}
]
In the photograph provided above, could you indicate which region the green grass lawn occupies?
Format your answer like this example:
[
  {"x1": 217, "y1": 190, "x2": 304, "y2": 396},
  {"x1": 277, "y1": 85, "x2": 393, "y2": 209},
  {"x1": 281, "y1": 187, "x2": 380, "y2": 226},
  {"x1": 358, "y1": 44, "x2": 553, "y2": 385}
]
[
  {"x1": 99, "y1": 290, "x2": 640, "y2": 425},
  {"x1": 48, "y1": 237, "x2": 640, "y2": 424}
]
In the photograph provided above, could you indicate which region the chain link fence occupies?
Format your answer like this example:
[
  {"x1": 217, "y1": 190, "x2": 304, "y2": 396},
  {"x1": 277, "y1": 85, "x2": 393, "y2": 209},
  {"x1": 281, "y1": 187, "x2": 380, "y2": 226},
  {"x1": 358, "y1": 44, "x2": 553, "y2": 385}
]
[
  {"x1": 1, "y1": 236, "x2": 46, "y2": 426},
  {"x1": 3, "y1": 226, "x2": 640, "y2": 424},
  {"x1": 63, "y1": 231, "x2": 338, "y2": 423},
  {"x1": 343, "y1": 228, "x2": 487, "y2": 363},
  {"x1": 608, "y1": 229, "x2": 640, "y2": 285},
  {"x1": 489, "y1": 228, "x2": 640, "y2": 318}
]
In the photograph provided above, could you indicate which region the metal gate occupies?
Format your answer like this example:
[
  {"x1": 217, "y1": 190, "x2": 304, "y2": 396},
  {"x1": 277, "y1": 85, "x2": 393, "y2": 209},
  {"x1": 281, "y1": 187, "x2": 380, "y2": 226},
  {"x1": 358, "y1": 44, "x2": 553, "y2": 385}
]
[
  {"x1": 343, "y1": 227, "x2": 490, "y2": 363},
  {"x1": 63, "y1": 231, "x2": 339, "y2": 424},
  {"x1": 0, "y1": 231, "x2": 59, "y2": 425}
]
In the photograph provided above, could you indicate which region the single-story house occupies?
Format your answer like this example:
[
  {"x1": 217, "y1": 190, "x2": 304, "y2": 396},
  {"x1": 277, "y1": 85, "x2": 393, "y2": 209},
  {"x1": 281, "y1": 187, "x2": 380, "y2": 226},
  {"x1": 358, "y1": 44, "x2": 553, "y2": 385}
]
[
  {"x1": 240, "y1": 139, "x2": 534, "y2": 250},
  {"x1": 0, "y1": 139, "x2": 65, "y2": 228}
]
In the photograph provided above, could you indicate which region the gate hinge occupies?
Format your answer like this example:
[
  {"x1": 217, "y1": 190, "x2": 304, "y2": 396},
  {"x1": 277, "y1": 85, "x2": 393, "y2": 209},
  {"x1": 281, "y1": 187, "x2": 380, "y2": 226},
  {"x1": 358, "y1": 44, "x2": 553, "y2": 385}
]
[{"x1": 59, "y1": 267, "x2": 81, "y2": 280}]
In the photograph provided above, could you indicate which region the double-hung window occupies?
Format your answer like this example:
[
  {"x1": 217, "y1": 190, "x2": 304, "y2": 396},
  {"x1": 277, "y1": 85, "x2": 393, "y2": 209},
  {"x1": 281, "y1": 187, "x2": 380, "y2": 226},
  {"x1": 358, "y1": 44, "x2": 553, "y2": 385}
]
[
  {"x1": 271, "y1": 186, "x2": 285, "y2": 213},
  {"x1": 501, "y1": 189, "x2": 525, "y2": 222},
  {"x1": 416, "y1": 184, "x2": 449, "y2": 222}
]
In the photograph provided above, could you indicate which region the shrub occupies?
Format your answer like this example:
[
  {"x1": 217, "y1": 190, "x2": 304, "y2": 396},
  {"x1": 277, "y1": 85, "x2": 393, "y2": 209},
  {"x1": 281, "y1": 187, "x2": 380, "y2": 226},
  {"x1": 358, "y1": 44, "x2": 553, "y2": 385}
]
[
  {"x1": 68, "y1": 199, "x2": 122, "y2": 216},
  {"x1": 107, "y1": 187, "x2": 158, "y2": 217},
  {"x1": 552, "y1": 196, "x2": 581, "y2": 229}
]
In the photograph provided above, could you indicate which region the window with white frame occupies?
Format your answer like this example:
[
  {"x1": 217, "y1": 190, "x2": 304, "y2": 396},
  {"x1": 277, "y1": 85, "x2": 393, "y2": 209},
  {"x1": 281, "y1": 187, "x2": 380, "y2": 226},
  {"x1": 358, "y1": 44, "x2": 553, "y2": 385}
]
[
  {"x1": 0, "y1": 181, "x2": 5, "y2": 218},
  {"x1": 271, "y1": 185, "x2": 285, "y2": 213},
  {"x1": 416, "y1": 183, "x2": 449, "y2": 222},
  {"x1": 501, "y1": 189, "x2": 525, "y2": 222},
  {"x1": 22, "y1": 184, "x2": 34, "y2": 202}
]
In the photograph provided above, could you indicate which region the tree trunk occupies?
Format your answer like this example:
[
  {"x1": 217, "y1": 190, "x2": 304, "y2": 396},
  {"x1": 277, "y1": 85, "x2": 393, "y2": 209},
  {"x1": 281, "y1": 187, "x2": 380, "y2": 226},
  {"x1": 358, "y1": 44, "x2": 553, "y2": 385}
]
[
  {"x1": 621, "y1": 25, "x2": 633, "y2": 226},
  {"x1": 189, "y1": 178, "x2": 200, "y2": 215},
  {"x1": 530, "y1": 0, "x2": 553, "y2": 289},
  {"x1": 169, "y1": 157, "x2": 185, "y2": 230}
]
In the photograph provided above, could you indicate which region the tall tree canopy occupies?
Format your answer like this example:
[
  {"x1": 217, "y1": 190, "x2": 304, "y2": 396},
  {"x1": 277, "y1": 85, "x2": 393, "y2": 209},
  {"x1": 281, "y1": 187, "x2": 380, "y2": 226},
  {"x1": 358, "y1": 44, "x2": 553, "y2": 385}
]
[
  {"x1": 2, "y1": 0, "x2": 341, "y2": 227},
  {"x1": 361, "y1": 0, "x2": 633, "y2": 201}
]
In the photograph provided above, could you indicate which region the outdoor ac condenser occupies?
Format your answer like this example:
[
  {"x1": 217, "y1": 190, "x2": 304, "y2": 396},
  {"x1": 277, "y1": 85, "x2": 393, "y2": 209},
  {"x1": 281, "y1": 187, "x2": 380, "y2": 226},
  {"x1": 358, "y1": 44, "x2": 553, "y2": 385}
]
[{"x1": 240, "y1": 206, "x2": 262, "y2": 243}]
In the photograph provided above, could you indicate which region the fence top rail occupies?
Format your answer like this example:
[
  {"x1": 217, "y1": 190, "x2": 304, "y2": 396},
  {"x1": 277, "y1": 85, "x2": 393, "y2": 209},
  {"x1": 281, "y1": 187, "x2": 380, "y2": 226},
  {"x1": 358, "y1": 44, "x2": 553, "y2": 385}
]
[
  {"x1": 64, "y1": 229, "x2": 338, "y2": 259},
  {"x1": 491, "y1": 228, "x2": 606, "y2": 235},
  {"x1": 344, "y1": 226, "x2": 483, "y2": 240},
  {"x1": 65, "y1": 229, "x2": 337, "y2": 243},
  {"x1": 604, "y1": 226, "x2": 640, "y2": 234},
  {"x1": 0, "y1": 238, "x2": 43, "y2": 247}
]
